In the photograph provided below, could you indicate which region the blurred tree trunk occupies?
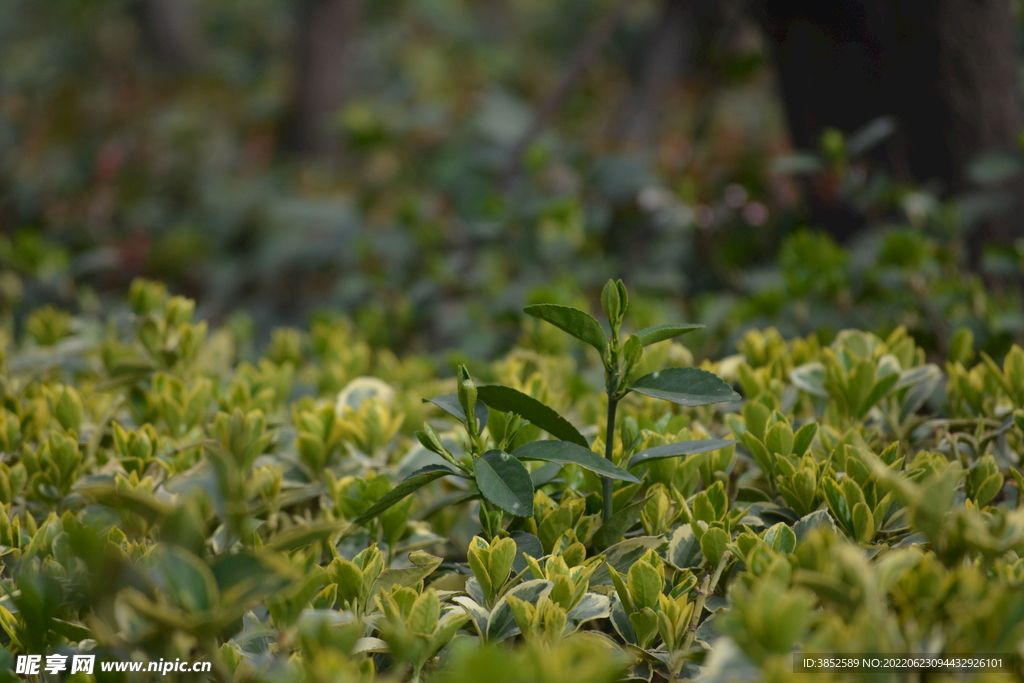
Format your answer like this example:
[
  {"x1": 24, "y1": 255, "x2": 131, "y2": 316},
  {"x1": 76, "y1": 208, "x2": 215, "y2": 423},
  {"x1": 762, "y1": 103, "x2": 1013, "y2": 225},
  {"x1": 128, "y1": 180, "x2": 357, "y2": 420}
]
[
  {"x1": 754, "y1": 0, "x2": 1023, "y2": 248},
  {"x1": 281, "y1": 0, "x2": 360, "y2": 159},
  {"x1": 616, "y1": 0, "x2": 697, "y2": 146},
  {"x1": 134, "y1": 0, "x2": 205, "y2": 70}
]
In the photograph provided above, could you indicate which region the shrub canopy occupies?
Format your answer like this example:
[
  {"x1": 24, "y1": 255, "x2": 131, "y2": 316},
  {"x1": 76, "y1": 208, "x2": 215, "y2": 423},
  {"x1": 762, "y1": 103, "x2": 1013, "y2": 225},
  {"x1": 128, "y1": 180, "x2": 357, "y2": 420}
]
[{"x1": 0, "y1": 281, "x2": 1022, "y2": 682}]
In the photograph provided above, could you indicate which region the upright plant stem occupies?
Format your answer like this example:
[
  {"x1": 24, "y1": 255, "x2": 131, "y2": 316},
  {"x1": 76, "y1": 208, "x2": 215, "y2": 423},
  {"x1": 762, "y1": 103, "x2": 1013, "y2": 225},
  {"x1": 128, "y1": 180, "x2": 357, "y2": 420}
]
[{"x1": 602, "y1": 395, "x2": 619, "y2": 521}]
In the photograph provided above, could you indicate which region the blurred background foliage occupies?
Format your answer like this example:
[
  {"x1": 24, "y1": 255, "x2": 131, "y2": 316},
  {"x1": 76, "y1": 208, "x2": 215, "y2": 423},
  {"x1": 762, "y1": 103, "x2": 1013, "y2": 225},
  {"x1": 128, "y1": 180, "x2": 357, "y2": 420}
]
[{"x1": 3, "y1": 0, "x2": 1024, "y2": 364}]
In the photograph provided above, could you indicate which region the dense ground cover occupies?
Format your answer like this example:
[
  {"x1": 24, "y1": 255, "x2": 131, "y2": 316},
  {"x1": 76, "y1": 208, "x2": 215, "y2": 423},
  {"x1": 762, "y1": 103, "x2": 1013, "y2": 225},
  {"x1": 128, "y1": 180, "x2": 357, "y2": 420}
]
[
  {"x1": 0, "y1": 279, "x2": 1022, "y2": 682},
  {"x1": 4, "y1": 2, "x2": 1024, "y2": 680}
]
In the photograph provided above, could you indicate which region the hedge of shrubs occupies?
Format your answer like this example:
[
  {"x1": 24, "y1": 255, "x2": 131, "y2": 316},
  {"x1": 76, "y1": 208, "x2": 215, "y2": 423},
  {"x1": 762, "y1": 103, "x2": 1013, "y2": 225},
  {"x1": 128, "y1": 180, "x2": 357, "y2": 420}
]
[{"x1": 0, "y1": 279, "x2": 1022, "y2": 682}]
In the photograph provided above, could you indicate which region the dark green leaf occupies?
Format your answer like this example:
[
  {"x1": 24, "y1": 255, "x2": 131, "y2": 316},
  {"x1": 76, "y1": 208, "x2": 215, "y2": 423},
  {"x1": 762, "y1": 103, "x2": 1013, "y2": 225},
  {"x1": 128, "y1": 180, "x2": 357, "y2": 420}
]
[
  {"x1": 592, "y1": 496, "x2": 652, "y2": 551},
  {"x1": 474, "y1": 450, "x2": 534, "y2": 517},
  {"x1": 530, "y1": 461, "x2": 563, "y2": 486},
  {"x1": 351, "y1": 465, "x2": 460, "y2": 527},
  {"x1": 629, "y1": 367, "x2": 740, "y2": 407},
  {"x1": 628, "y1": 439, "x2": 737, "y2": 468},
  {"x1": 510, "y1": 531, "x2": 545, "y2": 573},
  {"x1": 523, "y1": 304, "x2": 608, "y2": 356},
  {"x1": 567, "y1": 592, "x2": 610, "y2": 625},
  {"x1": 514, "y1": 440, "x2": 639, "y2": 483},
  {"x1": 424, "y1": 394, "x2": 488, "y2": 430},
  {"x1": 666, "y1": 524, "x2": 703, "y2": 569},
  {"x1": 590, "y1": 537, "x2": 667, "y2": 585},
  {"x1": 609, "y1": 598, "x2": 637, "y2": 644},
  {"x1": 477, "y1": 385, "x2": 587, "y2": 447},
  {"x1": 635, "y1": 324, "x2": 703, "y2": 347}
]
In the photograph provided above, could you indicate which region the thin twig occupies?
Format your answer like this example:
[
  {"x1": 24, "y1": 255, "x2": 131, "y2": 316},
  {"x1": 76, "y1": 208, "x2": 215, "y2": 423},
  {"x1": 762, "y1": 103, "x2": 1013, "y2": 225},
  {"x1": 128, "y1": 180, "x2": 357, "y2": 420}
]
[
  {"x1": 681, "y1": 551, "x2": 731, "y2": 655},
  {"x1": 602, "y1": 397, "x2": 619, "y2": 522}
]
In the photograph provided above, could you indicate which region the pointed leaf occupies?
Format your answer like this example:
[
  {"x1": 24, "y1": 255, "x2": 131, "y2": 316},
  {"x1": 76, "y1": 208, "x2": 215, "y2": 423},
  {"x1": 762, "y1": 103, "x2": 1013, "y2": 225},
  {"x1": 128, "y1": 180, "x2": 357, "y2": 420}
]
[
  {"x1": 741, "y1": 433, "x2": 774, "y2": 477},
  {"x1": 49, "y1": 618, "x2": 92, "y2": 642},
  {"x1": 624, "y1": 335, "x2": 643, "y2": 367},
  {"x1": 590, "y1": 536, "x2": 667, "y2": 586},
  {"x1": 793, "y1": 510, "x2": 838, "y2": 544},
  {"x1": 488, "y1": 537, "x2": 517, "y2": 589},
  {"x1": 474, "y1": 450, "x2": 534, "y2": 517},
  {"x1": 821, "y1": 478, "x2": 851, "y2": 532},
  {"x1": 765, "y1": 422, "x2": 794, "y2": 457},
  {"x1": 635, "y1": 324, "x2": 703, "y2": 347},
  {"x1": 628, "y1": 439, "x2": 737, "y2": 469},
  {"x1": 486, "y1": 579, "x2": 553, "y2": 642},
  {"x1": 627, "y1": 560, "x2": 663, "y2": 611},
  {"x1": 629, "y1": 367, "x2": 740, "y2": 407},
  {"x1": 629, "y1": 607, "x2": 660, "y2": 649},
  {"x1": 530, "y1": 461, "x2": 563, "y2": 486},
  {"x1": 852, "y1": 502, "x2": 875, "y2": 542},
  {"x1": 567, "y1": 592, "x2": 610, "y2": 626},
  {"x1": 792, "y1": 423, "x2": 818, "y2": 457},
  {"x1": 858, "y1": 372, "x2": 900, "y2": 418},
  {"x1": 898, "y1": 365, "x2": 941, "y2": 422},
  {"x1": 509, "y1": 531, "x2": 544, "y2": 574},
  {"x1": 477, "y1": 385, "x2": 587, "y2": 447},
  {"x1": 608, "y1": 567, "x2": 633, "y2": 614},
  {"x1": 699, "y1": 527, "x2": 729, "y2": 567},
  {"x1": 610, "y1": 597, "x2": 637, "y2": 644},
  {"x1": 514, "y1": 440, "x2": 639, "y2": 482},
  {"x1": 523, "y1": 304, "x2": 608, "y2": 356},
  {"x1": 790, "y1": 362, "x2": 827, "y2": 397},
  {"x1": 424, "y1": 393, "x2": 488, "y2": 430},
  {"x1": 453, "y1": 596, "x2": 490, "y2": 636},
  {"x1": 352, "y1": 465, "x2": 460, "y2": 527},
  {"x1": 372, "y1": 551, "x2": 444, "y2": 594},
  {"x1": 847, "y1": 360, "x2": 877, "y2": 414},
  {"x1": 743, "y1": 401, "x2": 771, "y2": 442},
  {"x1": 666, "y1": 524, "x2": 703, "y2": 569},
  {"x1": 763, "y1": 523, "x2": 797, "y2": 554}
]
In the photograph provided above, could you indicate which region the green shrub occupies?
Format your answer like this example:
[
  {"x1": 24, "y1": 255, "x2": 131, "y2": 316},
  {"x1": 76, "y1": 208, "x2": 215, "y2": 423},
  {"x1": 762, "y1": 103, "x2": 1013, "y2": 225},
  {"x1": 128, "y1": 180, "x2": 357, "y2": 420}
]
[{"x1": 0, "y1": 279, "x2": 1022, "y2": 682}]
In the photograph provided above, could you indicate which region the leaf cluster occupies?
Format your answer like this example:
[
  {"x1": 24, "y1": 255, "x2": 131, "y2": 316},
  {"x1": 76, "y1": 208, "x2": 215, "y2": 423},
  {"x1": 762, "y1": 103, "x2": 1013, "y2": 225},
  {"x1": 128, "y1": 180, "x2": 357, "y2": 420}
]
[{"x1": 0, "y1": 283, "x2": 1022, "y2": 682}]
